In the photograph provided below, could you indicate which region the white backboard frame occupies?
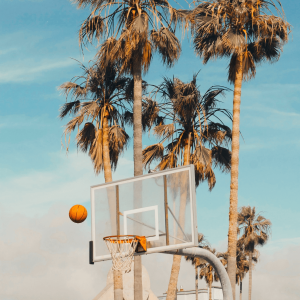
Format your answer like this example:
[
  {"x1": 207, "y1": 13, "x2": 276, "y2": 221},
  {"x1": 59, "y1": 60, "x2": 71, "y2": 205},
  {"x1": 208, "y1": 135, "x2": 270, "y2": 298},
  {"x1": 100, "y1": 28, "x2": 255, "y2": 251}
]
[{"x1": 90, "y1": 165, "x2": 198, "y2": 263}]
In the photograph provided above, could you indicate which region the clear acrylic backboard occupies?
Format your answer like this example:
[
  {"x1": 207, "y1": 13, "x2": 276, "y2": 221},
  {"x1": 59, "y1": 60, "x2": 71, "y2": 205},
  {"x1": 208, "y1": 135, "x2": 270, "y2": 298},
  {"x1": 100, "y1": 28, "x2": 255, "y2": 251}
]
[{"x1": 90, "y1": 165, "x2": 198, "y2": 263}]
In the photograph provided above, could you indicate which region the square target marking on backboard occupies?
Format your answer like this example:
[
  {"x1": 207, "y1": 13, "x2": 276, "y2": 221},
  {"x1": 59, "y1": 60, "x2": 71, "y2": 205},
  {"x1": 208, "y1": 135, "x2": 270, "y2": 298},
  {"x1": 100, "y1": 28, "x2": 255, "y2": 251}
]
[
  {"x1": 123, "y1": 205, "x2": 159, "y2": 242},
  {"x1": 90, "y1": 165, "x2": 198, "y2": 263}
]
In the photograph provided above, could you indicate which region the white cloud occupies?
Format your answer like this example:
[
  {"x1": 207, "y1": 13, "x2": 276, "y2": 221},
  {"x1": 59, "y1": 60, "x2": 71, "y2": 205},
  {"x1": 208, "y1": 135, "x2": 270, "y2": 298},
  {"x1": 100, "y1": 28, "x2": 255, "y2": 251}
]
[
  {"x1": 0, "y1": 150, "x2": 133, "y2": 216},
  {"x1": 2, "y1": 202, "x2": 298, "y2": 300},
  {"x1": 0, "y1": 203, "x2": 110, "y2": 300},
  {"x1": 240, "y1": 241, "x2": 300, "y2": 300}
]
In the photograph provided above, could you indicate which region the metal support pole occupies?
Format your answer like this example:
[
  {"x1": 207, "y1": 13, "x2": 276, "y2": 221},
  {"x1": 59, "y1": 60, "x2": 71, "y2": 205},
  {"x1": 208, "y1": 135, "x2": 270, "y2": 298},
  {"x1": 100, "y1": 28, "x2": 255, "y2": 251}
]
[
  {"x1": 163, "y1": 175, "x2": 170, "y2": 245},
  {"x1": 163, "y1": 247, "x2": 233, "y2": 300},
  {"x1": 116, "y1": 185, "x2": 120, "y2": 236}
]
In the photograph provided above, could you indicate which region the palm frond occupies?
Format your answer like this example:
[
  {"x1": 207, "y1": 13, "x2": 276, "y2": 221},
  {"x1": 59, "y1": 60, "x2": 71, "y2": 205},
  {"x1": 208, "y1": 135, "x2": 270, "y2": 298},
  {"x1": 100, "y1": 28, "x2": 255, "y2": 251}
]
[
  {"x1": 109, "y1": 126, "x2": 130, "y2": 171},
  {"x1": 211, "y1": 146, "x2": 231, "y2": 172},
  {"x1": 59, "y1": 100, "x2": 81, "y2": 119},
  {"x1": 59, "y1": 82, "x2": 87, "y2": 99},
  {"x1": 151, "y1": 27, "x2": 181, "y2": 67},
  {"x1": 76, "y1": 122, "x2": 96, "y2": 152},
  {"x1": 142, "y1": 143, "x2": 164, "y2": 167},
  {"x1": 153, "y1": 123, "x2": 175, "y2": 139},
  {"x1": 79, "y1": 15, "x2": 105, "y2": 47}
]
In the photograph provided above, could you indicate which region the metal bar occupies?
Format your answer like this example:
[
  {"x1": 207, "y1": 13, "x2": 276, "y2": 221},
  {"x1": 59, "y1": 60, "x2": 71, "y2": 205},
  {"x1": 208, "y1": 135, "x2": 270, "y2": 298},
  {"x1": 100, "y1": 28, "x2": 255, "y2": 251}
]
[
  {"x1": 89, "y1": 241, "x2": 94, "y2": 265},
  {"x1": 116, "y1": 185, "x2": 120, "y2": 236},
  {"x1": 163, "y1": 248, "x2": 233, "y2": 300},
  {"x1": 167, "y1": 206, "x2": 190, "y2": 242},
  {"x1": 164, "y1": 175, "x2": 170, "y2": 246}
]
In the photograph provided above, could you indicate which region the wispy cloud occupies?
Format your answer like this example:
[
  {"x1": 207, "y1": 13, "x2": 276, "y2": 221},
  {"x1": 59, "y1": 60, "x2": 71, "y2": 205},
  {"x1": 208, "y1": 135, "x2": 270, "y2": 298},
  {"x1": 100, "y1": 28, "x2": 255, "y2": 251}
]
[
  {"x1": 242, "y1": 104, "x2": 300, "y2": 130},
  {"x1": 0, "y1": 48, "x2": 18, "y2": 56},
  {"x1": 244, "y1": 105, "x2": 300, "y2": 118},
  {"x1": 0, "y1": 59, "x2": 76, "y2": 83}
]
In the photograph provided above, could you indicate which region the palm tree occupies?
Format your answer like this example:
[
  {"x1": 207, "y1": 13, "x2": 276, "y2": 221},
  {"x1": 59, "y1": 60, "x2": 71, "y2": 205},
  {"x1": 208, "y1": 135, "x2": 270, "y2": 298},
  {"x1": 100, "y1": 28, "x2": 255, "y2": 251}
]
[
  {"x1": 191, "y1": 1, "x2": 290, "y2": 295},
  {"x1": 143, "y1": 75, "x2": 232, "y2": 300},
  {"x1": 237, "y1": 206, "x2": 271, "y2": 300},
  {"x1": 59, "y1": 61, "x2": 130, "y2": 179},
  {"x1": 185, "y1": 234, "x2": 210, "y2": 300},
  {"x1": 59, "y1": 61, "x2": 130, "y2": 300},
  {"x1": 199, "y1": 247, "x2": 220, "y2": 300}
]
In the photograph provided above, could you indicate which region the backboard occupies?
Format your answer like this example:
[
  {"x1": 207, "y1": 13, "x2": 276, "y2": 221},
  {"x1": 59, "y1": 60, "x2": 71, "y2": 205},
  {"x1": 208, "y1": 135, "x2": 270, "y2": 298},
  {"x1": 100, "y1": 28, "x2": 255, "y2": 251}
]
[{"x1": 90, "y1": 165, "x2": 198, "y2": 263}]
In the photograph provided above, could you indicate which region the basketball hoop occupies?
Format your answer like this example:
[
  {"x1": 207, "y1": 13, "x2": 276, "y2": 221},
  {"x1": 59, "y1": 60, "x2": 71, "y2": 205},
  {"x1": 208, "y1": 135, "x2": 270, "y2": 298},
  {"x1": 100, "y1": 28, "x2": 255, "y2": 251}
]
[{"x1": 103, "y1": 235, "x2": 139, "y2": 273}]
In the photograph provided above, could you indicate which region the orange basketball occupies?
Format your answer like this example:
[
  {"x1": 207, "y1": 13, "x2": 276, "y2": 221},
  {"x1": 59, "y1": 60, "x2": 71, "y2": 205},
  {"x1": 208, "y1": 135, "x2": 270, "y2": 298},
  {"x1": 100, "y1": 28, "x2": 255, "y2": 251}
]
[{"x1": 69, "y1": 205, "x2": 88, "y2": 223}]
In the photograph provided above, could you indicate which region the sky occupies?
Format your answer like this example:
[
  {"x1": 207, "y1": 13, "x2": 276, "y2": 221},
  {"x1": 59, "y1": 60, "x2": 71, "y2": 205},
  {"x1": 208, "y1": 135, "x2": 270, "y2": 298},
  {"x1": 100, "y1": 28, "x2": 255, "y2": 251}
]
[{"x1": 0, "y1": 0, "x2": 299, "y2": 299}]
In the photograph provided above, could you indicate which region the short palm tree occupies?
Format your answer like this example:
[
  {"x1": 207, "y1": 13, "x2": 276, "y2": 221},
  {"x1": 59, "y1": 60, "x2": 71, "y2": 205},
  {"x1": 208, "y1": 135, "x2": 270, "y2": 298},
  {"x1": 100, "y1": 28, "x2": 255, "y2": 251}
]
[
  {"x1": 143, "y1": 75, "x2": 232, "y2": 300},
  {"x1": 236, "y1": 248, "x2": 258, "y2": 300},
  {"x1": 191, "y1": 0, "x2": 290, "y2": 294},
  {"x1": 238, "y1": 206, "x2": 271, "y2": 300},
  {"x1": 218, "y1": 239, "x2": 258, "y2": 300},
  {"x1": 199, "y1": 247, "x2": 219, "y2": 300},
  {"x1": 59, "y1": 61, "x2": 130, "y2": 299},
  {"x1": 185, "y1": 234, "x2": 210, "y2": 300}
]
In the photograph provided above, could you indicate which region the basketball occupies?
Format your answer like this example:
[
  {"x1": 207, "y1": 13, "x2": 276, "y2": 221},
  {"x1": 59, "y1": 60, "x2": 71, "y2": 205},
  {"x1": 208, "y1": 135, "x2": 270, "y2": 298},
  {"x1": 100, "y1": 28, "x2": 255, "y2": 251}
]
[{"x1": 69, "y1": 205, "x2": 88, "y2": 223}]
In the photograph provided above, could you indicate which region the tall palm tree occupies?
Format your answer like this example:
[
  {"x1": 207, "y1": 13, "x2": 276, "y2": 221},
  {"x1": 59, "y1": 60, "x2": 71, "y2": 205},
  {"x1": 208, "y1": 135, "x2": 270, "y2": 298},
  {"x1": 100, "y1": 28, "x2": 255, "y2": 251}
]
[
  {"x1": 238, "y1": 206, "x2": 271, "y2": 300},
  {"x1": 73, "y1": 0, "x2": 185, "y2": 176},
  {"x1": 143, "y1": 75, "x2": 232, "y2": 300},
  {"x1": 185, "y1": 233, "x2": 210, "y2": 300},
  {"x1": 72, "y1": 3, "x2": 185, "y2": 294},
  {"x1": 59, "y1": 61, "x2": 130, "y2": 300},
  {"x1": 191, "y1": 1, "x2": 290, "y2": 295}
]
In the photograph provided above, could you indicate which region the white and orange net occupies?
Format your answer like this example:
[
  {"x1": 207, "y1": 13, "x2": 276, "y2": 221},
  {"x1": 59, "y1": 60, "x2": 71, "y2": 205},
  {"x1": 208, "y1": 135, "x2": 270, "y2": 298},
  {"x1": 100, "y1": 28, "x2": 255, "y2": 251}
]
[{"x1": 103, "y1": 235, "x2": 139, "y2": 273}]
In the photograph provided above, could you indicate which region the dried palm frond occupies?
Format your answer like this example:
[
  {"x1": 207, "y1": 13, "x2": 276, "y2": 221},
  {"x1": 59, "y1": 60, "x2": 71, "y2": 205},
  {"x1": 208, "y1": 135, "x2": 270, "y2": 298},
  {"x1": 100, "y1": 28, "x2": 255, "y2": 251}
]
[
  {"x1": 153, "y1": 123, "x2": 175, "y2": 139},
  {"x1": 59, "y1": 82, "x2": 87, "y2": 99},
  {"x1": 109, "y1": 126, "x2": 130, "y2": 171},
  {"x1": 150, "y1": 27, "x2": 181, "y2": 67},
  {"x1": 142, "y1": 143, "x2": 165, "y2": 167}
]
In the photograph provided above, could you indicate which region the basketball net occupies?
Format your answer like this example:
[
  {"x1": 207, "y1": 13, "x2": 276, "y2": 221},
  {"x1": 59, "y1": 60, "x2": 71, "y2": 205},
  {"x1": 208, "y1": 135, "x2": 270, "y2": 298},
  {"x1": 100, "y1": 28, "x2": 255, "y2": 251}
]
[{"x1": 103, "y1": 235, "x2": 139, "y2": 273}]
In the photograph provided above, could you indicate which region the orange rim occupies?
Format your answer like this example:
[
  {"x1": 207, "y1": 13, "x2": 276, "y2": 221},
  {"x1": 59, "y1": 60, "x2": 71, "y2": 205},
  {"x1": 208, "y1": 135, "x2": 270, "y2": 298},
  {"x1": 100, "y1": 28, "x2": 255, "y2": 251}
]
[{"x1": 103, "y1": 235, "x2": 137, "y2": 244}]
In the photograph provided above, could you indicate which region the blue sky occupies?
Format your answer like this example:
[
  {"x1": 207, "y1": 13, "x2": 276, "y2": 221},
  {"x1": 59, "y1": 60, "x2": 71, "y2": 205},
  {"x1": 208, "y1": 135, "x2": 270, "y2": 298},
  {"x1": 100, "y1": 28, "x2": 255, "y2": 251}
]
[{"x1": 0, "y1": 0, "x2": 299, "y2": 299}]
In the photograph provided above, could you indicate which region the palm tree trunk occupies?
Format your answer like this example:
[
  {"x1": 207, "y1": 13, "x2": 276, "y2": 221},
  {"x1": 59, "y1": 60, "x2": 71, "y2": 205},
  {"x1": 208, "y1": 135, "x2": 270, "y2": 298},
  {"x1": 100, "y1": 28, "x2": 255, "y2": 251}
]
[
  {"x1": 248, "y1": 253, "x2": 252, "y2": 300},
  {"x1": 102, "y1": 114, "x2": 112, "y2": 183},
  {"x1": 240, "y1": 280, "x2": 242, "y2": 300},
  {"x1": 103, "y1": 114, "x2": 123, "y2": 300},
  {"x1": 227, "y1": 53, "x2": 243, "y2": 300},
  {"x1": 133, "y1": 54, "x2": 143, "y2": 177},
  {"x1": 209, "y1": 281, "x2": 212, "y2": 300},
  {"x1": 166, "y1": 142, "x2": 190, "y2": 300},
  {"x1": 195, "y1": 266, "x2": 198, "y2": 300},
  {"x1": 133, "y1": 53, "x2": 143, "y2": 300}
]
